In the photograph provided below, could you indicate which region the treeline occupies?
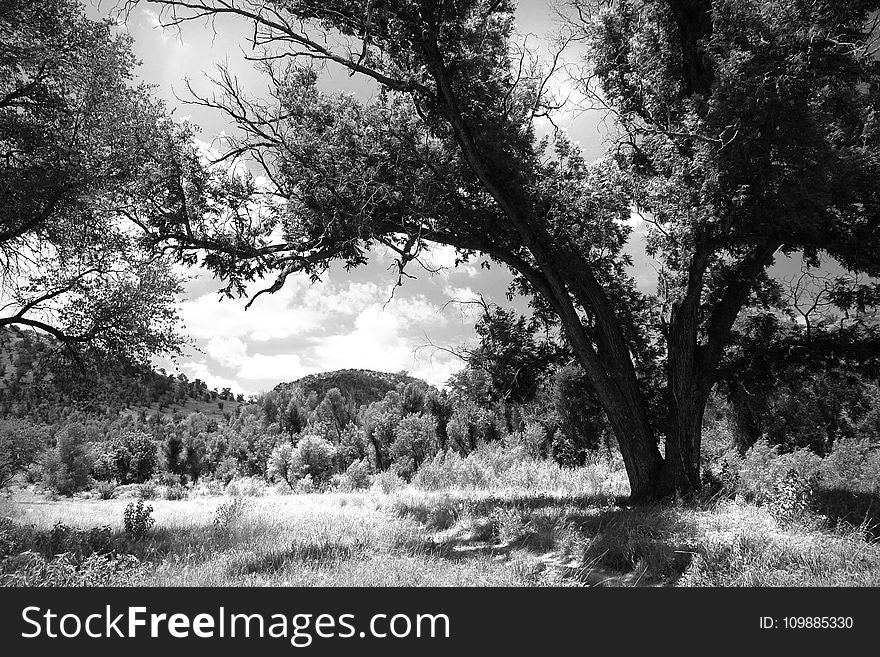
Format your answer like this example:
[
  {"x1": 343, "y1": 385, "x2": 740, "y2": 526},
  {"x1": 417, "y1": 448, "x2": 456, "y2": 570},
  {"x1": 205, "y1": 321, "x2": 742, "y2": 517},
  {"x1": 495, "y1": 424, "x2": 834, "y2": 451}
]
[{"x1": 0, "y1": 354, "x2": 623, "y2": 496}]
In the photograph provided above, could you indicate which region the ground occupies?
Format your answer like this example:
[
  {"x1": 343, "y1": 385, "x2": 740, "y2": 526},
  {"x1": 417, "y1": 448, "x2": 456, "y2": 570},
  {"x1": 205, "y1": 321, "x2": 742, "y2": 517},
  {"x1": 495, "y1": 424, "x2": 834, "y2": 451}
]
[{"x1": 2, "y1": 482, "x2": 879, "y2": 587}]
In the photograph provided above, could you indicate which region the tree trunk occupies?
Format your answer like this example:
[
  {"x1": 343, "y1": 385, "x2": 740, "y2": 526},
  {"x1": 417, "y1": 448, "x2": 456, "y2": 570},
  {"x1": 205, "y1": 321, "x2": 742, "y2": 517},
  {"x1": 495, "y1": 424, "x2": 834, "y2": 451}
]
[
  {"x1": 660, "y1": 391, "x2": 705, "y2": 496},
  {"x1": 659, "y1": 296, "x2": 711, "y2": 497},
  {"x1": 575, "y1": 363, "x2": 664, "y2": 501}
]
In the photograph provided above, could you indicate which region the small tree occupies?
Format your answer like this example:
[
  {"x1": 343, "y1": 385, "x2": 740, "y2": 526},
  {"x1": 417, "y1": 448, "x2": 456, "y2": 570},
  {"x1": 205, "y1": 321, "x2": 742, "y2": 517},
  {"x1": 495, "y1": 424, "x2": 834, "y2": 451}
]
[
  {"x1": 292, "y1": 436, "x2": 337, "y2": 485},
  {"x1": 162, "y1": 432, "x2": 186, "y2": 480},
  {"x1": 102, "y1": 430, "x2": 157, "y2": 484},
  {"x1": 267, "y1": 442, "x2": 298, "y2": 489},
  {"x1": 0, "y1": 419, "x2": 48, "y2": 489},
  {"x1": 42, "y1": 423, "x2": 94, "y2": 496},
  {"x1": 183, "y1": 432, "x2": 207, "y2": 483},
  {"x1": 268, "y1": 436, "x2": 336, "y2": 488},
  {"x1": 391, "y1": 414, "x2": 438, "y2": 480}
]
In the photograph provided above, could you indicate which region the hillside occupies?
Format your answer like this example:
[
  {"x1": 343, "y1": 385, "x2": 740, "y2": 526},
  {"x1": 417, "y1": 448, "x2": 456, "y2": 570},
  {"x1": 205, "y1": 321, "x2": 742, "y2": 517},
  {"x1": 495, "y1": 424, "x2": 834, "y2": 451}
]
[
  {"x1": 0, "y1": 327, "x2": 240, "y2": 423},
  {"x1": 277, "y1": 369, "x2": 428, "y2": 408}
]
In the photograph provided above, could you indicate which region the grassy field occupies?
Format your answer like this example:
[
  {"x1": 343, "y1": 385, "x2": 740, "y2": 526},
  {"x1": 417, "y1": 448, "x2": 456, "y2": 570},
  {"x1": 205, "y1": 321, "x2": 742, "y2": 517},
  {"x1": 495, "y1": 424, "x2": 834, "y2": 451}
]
[{"x1": 2, "y1": 479, "x2": 879, "y2": 586}]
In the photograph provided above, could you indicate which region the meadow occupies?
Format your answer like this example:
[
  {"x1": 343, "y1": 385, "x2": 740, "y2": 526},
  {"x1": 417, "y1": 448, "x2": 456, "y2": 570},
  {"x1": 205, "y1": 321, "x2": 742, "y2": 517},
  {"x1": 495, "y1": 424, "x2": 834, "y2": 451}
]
[{"x1": 3, "y1": 450, "x2": 879, "y2": 587}]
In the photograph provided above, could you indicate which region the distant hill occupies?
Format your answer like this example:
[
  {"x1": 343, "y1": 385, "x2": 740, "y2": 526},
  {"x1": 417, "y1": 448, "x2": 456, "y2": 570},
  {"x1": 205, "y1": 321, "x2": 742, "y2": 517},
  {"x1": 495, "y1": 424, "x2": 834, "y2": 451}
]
[
  {"x1": 0, "y1": 327, "x2": 240, "y2": 424},
  {"x1": 277, "y1": 369, "x2": 428, "y2": 408}
]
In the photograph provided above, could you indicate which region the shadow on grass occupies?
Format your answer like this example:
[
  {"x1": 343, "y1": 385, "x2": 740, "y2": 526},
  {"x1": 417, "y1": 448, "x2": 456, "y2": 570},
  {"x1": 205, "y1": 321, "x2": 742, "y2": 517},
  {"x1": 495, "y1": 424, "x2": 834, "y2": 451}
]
[
  {"x1": 812, "y1": 488, "x2": 880, "y2": 537},
  {"x1": 392, "y1": 494, "x2": 697, "y2": 586},
  {"x1": 224, "y1": 540, "x2": 371, "y2": 576}
]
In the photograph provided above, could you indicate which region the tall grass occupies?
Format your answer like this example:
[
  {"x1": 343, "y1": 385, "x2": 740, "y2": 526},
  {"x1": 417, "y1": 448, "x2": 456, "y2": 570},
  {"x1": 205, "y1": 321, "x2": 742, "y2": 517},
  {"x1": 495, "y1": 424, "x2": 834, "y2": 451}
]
[{"x1": 411, "y1": 443, "x2": 628, "y2": 498}]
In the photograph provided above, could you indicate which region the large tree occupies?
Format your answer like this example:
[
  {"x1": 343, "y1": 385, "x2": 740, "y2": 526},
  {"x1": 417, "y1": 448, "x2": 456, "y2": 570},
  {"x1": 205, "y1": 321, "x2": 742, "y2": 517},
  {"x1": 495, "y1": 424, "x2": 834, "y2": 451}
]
[
  {"x1": 0, "y1": 0, "x2": 202, "y2": 363},
  {"x1": 130, "y1": 0, "x2": 880, "y2": 500}
]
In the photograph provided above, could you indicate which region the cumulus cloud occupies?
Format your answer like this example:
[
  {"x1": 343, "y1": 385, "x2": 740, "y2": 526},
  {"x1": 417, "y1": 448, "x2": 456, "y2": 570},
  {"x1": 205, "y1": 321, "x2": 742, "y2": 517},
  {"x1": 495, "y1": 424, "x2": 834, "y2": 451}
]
[
  {"x1": 237, "y1": 353, "x2": 312, "y2": 381},
  {"x1": 205, "y1": 336, "x2": 247, "y2": 368},
  {"x1": 172, "y1": 251, "x2": 493, "y2": 391},
  {"x1": 178, "y1": 277, "x2": 322, "y2": 342}
]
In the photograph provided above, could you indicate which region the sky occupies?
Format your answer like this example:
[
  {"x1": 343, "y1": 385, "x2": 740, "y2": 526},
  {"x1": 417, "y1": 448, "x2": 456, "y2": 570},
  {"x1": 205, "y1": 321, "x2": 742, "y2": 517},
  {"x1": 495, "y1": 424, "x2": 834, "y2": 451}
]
[{"x1": 78, "y1": 0, "x2": 641, "y2": 397}]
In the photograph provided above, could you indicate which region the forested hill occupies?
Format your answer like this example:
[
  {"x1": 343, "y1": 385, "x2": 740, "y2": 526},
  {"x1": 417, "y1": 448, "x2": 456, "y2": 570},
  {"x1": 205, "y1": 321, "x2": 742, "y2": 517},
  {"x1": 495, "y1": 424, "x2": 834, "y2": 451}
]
[
  {"x1": 276, "y1": 369, "x2": 426, "y2": 408},
  {"x1": 0, "y1": 327, "x2": 241, "y2": 424}
]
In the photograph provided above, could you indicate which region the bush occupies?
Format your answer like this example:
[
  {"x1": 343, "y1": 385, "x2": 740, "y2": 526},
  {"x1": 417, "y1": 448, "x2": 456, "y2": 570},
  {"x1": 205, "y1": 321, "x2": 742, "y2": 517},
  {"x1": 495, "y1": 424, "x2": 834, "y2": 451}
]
[
  {"x1": 224, "y1": 476, "x2": 267, "y2": 497},
  {"x1": 41, "y1": 424, "x2": 94, "y2": 496},
  {"x1": 344, "y1": 459, "x2": 372, "y2": 490},
  {"x1": 37, "y1": 522, "x2": 113, "y2": 560},
  {"x1": 267, "y1": 443, "x2": 297, "y2": 489},
  {"x1": 294, "y1": 473, "x2": 315, "y2": 494},
  {"x1": 123, "y1": 500, "x2": 154, "y2": 539},
  {"x1": 819, "y1": 436, "x2": 880, "y2": 493},
  {"x1": 138, "y1": 480, "x2": 158, "y2": 500},
  {"x1": 370, "y1": 470, "x2": 404, "y2": 494},
  {"x1": 96, "y1": 481, "x2": 117, "y2": 500},
  {"x1": 212, "y1": 497, "x2": 249, "y2": 530},
  {"x1": 293, "y1": 436, "x2": 336, "y2": 484},
  {"x1": 268, "y1": 437, "x2": 336, "y2": 488},
  {"x1": 164, "y1": 483, "x2": 187, "y2": 501},
  {"x1": 736, "y1": 439, "x2": 821, "y2": 503},
  {"x1": 0, "y1": 551, "x2": 149, "y2": 586}
]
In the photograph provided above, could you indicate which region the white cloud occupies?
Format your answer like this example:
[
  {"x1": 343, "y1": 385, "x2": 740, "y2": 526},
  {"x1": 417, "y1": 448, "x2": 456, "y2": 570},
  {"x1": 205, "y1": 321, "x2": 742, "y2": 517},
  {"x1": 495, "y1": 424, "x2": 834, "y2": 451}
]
[
  {"x1": 179, "y1": 277, "x2": 322, "y2": 342},
  {"x1": 205, "y1": 336, "x2": 247, "y2": 368},
  {"x1": 422, "y1": 244, "x2": 460, "y2": 270},
  {"x1": 304, "y1": 296, "x2": 451, "y2": 384},
  {"x1": 237, "y1": 353, "x2": 312, "y2": 381},
  {"x1": 302, "y1": 281, "x2": 382, "y2": 314},
  {"x1": 443, "y1": 286, "x2": 481, "y2": 303}
]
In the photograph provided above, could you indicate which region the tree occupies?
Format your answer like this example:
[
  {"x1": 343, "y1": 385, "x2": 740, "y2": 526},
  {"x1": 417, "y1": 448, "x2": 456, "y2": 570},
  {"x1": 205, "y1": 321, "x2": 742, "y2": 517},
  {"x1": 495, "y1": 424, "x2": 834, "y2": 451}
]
[
  {"x1": 270, "y1": 435, "x2": 337, "y2": 486},
  {"x1": 267, "y1": 442, "x2": 298, "y2": 489},
  {"x1": 134, "y1": 0, "x2": 880, "y2": 499},
  {"x1": 41, "y1": 423, "x2": 94, "y2": 495},
  {"x1": 391, "y1": 413, "x2": 438, "y2": 479},
  {"x1": 0, "y1": 419, "x2": 49, "y2": 489},
  {"x1": 100, "y1": 429, "x2": 158, "y2": 484},
  {"x1": 313, "y1": 388, "x2": 353, "y2": 438},
  {"x1": 0, "y1": 0, "x2": 201, "y2": 364}
]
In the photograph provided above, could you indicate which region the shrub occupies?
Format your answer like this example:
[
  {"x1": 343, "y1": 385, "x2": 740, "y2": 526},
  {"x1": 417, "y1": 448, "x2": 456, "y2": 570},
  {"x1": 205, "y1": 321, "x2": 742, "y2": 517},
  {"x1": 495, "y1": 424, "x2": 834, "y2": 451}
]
[
  {"x1": 96, "y1": 481, "x2": 117, "y2": 500},
  {"x1": 164, "y1": 483, "x2": 187, "y2": 501},
  {"x1": 766, "y1": 469, "x2": 816, "y2": 523},
  {"x1": 224, "y1": 476, "x2": 267, "y2": 497},
  {"x1": 820, "y1": 436, "x2": 880, "y2": 493},
  {"x1": 344, "y1": 459, "x2": 372, "y2": 490},
  {"x1": 0, "y1": 551, "x2": 149, "y2": 586},
  {"x1": 293, "y1": 436, "x2": 336, "y2": 484},
  {"x1": 213, "y1": 457, "x2": 240, "y2": 485},
  {"x1": 41, "y1": 424, "x2": 94, "y2": 496},
  {"x1": 212, "y1": 497, "x2": 248, "y2": 530},
  {"x1": 736, "y1": 439, "x2": 821, "y2": 503},
  {"x1": 294, "y1": 473, "x2": 315, "y2": 494},
  {"x1": 268, "y1": 437, "x2": 336, "y2": 488},
  {"x1": 123, "y1": 500, "x2": 154, "y2": 539},
  {"x1": 370, "y1": 470, "x2": 404, "y2": 494},
  {"x1": 38, "y1": 522, "x2": 113, "y2": 560},
  {"x1": 138, "y1": 480, "x2": 158, "y2": 500},
  {"x1": 267, "y1": 443, "x2": 297, "y2": 489}
]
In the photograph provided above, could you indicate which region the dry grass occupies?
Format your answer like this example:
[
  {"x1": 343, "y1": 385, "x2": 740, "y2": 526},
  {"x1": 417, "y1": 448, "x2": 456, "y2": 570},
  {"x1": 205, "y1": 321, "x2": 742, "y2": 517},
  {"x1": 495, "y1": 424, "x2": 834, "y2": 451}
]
[{"x1": 2, "y1": 480, "x2": 879, "y2": 587}]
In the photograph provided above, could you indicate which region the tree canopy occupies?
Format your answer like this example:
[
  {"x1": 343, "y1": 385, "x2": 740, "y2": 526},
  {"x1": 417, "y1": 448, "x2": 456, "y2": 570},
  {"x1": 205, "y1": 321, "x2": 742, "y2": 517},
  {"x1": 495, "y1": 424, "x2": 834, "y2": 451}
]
[{"x1": 0, "y1": 0, "x2": 204, "y2": 364}]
